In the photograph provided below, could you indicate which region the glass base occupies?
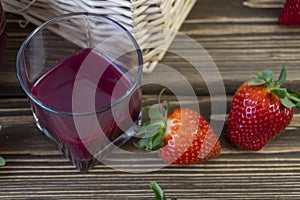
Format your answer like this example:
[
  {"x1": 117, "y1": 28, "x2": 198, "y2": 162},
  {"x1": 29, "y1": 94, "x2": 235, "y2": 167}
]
[{"x1": 32, "y1": 111, "x2": 138, "y2": 172}]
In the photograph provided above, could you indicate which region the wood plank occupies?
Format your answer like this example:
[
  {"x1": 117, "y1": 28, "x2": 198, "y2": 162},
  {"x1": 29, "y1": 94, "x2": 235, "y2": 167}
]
[
  {"x1": 188, "y1": 0, "x2": 282, "y2": 20},
  {"x1": 243, "y1": 0, "x2": 285, "y2": 9},
  {"x1": 1, "y1": 2, "x2": 300, "y2": 97},
  {"x1": 0, "y1": 96, "x2": 299, "y2": 199}
]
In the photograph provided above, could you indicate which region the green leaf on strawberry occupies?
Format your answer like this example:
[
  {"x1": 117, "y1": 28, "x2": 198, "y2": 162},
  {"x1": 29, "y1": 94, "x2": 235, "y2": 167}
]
[
  {"x1": 150, "y1": 181, "x2": 177, "y2": 200},
  {"x1": 275, "y1": 65, "x2": 287, "y2": 85},
  {"x1": 150, "y1": 181, "x2": 167, "y2": 200},
  {"x1": 135, "y1": 90, "x2": 169, "y2": 151},
  {"x1": 280, "y1": 96, "x2": 296, "y2": 109},
  {"x1": 271, "y1": 88, "x2": 287, "y2": 99},
  {"x1": 248, "y1": 65, "x2": 300, "y2": 108},
  {"x1": 287, "y1": 89, "x2": 300, "y2": 109},
  {"x1": 0, "y1": 156, "x2": 5, "y2": 166}
]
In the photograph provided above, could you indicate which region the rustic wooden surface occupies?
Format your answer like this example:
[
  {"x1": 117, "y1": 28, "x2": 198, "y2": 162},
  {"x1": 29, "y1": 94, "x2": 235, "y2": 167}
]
[{"x1": 1, "y1": 0, "x2": 300, "y2": 199}]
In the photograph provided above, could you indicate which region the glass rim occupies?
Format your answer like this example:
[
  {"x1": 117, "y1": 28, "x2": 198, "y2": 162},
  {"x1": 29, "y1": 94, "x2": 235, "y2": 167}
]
[{"x1": 16, "y1": 12, "x2": 143, "y2": 116}]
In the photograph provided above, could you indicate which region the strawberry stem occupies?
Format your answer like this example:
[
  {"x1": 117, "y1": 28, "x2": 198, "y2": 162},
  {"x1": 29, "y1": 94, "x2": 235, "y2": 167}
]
[{"x1": 248, "y1": 65, "x2": 300, "y2": 109}]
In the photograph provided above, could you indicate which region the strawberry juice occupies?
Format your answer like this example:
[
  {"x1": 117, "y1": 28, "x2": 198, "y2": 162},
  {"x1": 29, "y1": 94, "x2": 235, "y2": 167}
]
[{"x1": 30, "y1": 48, "x2": 142, "y2": 171}]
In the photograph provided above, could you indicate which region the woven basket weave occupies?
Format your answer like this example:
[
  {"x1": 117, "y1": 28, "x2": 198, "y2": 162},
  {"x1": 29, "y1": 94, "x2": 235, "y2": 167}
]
[{"x1": 2, "y1": 0, "x2": 196, "y2": 72}]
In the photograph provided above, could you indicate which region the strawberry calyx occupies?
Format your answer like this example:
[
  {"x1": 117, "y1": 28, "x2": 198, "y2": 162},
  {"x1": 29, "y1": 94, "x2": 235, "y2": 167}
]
[
  {"x1": 135, "y1": 89, "x2": 169, "y2": 151},
  {"x1": 150, "y1": 181, "x2": 177, "y2": 200},
  {"x1": 248, "y1": 65, "x2": 300, "y2": 109}
]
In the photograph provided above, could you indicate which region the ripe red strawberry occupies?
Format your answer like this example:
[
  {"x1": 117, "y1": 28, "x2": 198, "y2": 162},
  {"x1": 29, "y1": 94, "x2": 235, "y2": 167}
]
[
  {"x1": 158, "y1": 108, "x2": 221, "y2": 164},
  {"x1": 136, "y1": 95, "x2": 221, "y2": 165},
  {"x1": 226, "y1": 66, "x2": 300, "y2": 150},
  {"x1": 279, "y1": 0, "x2": 300, "y2": 25}
]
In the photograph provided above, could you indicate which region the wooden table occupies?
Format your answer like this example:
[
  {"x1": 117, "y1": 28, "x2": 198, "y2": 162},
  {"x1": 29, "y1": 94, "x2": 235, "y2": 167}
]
[{"x1": 1, "y1": 0, "x2": 300, "y2": 199}]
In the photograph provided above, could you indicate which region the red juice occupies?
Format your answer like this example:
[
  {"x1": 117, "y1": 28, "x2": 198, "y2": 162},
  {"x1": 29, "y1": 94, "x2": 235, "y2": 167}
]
[{"x1": 30, "y1": 48, "x2": 141, "y2": 171}]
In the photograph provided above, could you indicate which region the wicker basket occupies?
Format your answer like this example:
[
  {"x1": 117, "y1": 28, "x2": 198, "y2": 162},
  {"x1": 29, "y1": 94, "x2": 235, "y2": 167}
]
[{"x1": 2, "y1": 0, "x2": 196, "y2": 73}]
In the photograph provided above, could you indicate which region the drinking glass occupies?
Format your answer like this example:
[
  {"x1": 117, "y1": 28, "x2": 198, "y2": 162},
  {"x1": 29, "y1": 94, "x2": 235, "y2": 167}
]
[{"x1": 16, "y1": 13, "x2": 143, "y2": 172}]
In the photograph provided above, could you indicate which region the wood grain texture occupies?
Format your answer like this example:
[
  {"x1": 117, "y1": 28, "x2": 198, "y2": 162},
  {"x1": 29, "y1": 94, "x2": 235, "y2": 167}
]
[
  {"x1": 0, "y1": 0, "x2": 300, "y2": 199},
  {"x1": 1, "y1": 1, "x2": 300, "y2": 96},
  {"x1": 142, "y1": 0, "x2": 300, "y2": 95},
  {"x1": 243, "y1": 0, "x2": 285, "y2": 9},
  {"x1": 0, "y1": 96, "x2": 299, "y2": 199}
]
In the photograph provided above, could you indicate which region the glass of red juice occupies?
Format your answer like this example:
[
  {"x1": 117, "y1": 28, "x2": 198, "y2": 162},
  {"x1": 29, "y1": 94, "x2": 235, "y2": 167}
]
[{"x1": 16, "y1": 13, "x2": 143, "y2": 172}]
